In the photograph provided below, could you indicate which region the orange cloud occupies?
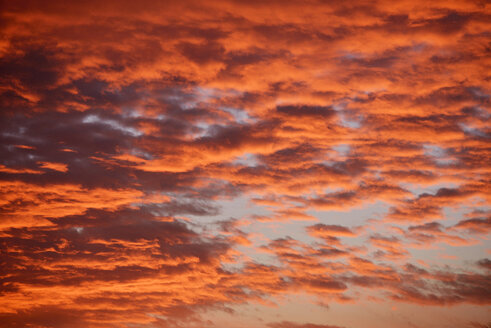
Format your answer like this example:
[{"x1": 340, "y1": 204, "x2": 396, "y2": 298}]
[
  {"x1": 0, "y1": 181, "x2": 169, "y2": 229},
  {"x1": 0, "y1": 0, "x2": 489, "y2": 326}
]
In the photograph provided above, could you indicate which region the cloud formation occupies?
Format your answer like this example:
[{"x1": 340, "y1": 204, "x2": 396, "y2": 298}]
[{"x1": 0, "y1": 0, "x2": 490, "y2": 327}]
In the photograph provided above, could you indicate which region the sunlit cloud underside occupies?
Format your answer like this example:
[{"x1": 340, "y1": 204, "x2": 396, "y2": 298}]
[{"x1": 0, "y1": 1, "x2": 490, "y2": 328}]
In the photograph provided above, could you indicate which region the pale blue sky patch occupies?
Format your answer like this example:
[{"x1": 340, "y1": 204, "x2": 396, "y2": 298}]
[
  {"x1": 82, "y1": 114, "x2": 143, "y2": 137},
  {"x1": 459, "y1": 123, "x2": 489, "y2": 139},
  {"x1": 232, "y1": 153, "x2": 258, "y2": 167},
  {"x1": 333, "y1": 102, "x2": 362, "y2": 129},
  {"x1": 220, "y1": 106, "x2": 252, "y2": 124},
  {"x1": 423, "y1": 143, "x2": 457, "y2": 165}
]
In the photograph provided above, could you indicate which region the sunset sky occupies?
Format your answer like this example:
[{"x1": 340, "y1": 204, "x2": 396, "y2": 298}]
[{"x1": 0, "y1": 1, "x2": 490, "y2": 327}]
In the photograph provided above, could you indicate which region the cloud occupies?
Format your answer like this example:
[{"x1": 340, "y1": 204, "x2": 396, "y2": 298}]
[
  {"x1": 268, "y1": 321, "x2": 346, "y2": 328},
  {"x1": 307, "y1": 224, "x2": 357, "y2": 238},
  {"x1": 452, "y1": 217, "x2": 491, "y2": 234},
  {"x1": 0, "y1": 181, "x2": 163, "y2": 229},
  {"x1": 476, "y1": 259, "x2": 491, "y2": 271},
  {"x1": 0, "y1": 0, "x2": 489, "y2": 327}
]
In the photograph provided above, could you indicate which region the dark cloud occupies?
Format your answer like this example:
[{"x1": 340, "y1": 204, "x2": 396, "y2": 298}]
[{"x1": 276, "y1": 105, "x2": 336, "y2": 118}]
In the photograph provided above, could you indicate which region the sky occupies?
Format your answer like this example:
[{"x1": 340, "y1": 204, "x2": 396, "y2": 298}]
[{"x1": 0, "y1": 0, "x2": 490, "y2": 327}]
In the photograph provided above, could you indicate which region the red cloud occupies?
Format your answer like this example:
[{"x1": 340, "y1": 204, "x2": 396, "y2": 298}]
[{"x1": 0, "y1": 0, "x2": 489, "y2": 327}]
